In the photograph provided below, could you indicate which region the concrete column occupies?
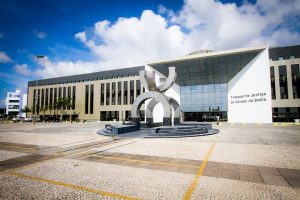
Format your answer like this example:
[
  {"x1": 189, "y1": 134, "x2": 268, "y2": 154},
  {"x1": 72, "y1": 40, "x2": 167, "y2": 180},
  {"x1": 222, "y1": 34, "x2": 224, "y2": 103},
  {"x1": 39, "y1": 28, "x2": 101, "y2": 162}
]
[
  {"x1": 286, "y1": 64, "x2": 293, "y2": 99},
  {"x1": 134, "y1": 79, "x2": 137, "y2": 100},
  {"x1": 121, "y1": 81, "x2": 124, "y2": 105},
  {"x1": 104, "y1": 82, "x2": 107, "y2": 106},
  {"x1": 274, "y1": 64, "x2": 280, "y2": 100}
]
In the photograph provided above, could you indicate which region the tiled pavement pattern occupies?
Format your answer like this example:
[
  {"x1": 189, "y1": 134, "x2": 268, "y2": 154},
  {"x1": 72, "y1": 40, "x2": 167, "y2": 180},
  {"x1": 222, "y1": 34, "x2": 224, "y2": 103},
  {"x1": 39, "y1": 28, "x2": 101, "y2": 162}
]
[
  {"x1": 0, "y1": 122, "x2": 300, "y2": 199},
  {"x1": 75, "y1": 151, "x2": 300, "y2": 188}
]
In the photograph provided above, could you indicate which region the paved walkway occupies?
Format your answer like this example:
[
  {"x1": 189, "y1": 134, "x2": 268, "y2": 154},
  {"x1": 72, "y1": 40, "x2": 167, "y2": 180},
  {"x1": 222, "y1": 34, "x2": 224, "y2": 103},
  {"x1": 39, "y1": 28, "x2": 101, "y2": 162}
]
[{"x1": 0, "y1": 122, "x2": 299, "y2": 199}]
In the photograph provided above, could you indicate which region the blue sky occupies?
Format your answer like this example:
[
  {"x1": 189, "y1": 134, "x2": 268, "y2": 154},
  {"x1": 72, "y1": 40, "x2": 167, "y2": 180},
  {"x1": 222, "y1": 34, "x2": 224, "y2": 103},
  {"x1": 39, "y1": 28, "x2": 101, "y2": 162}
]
[{"x1": 0, "y1": 0, "x2": 299, "y2": 107}]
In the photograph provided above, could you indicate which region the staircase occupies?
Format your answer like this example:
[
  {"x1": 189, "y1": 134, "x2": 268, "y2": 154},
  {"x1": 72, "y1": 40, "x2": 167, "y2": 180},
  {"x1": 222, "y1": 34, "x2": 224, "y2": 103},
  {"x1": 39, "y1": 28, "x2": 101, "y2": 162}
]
[{"x1": 153, "y1": 125, "x2": 210, "y2": 137}]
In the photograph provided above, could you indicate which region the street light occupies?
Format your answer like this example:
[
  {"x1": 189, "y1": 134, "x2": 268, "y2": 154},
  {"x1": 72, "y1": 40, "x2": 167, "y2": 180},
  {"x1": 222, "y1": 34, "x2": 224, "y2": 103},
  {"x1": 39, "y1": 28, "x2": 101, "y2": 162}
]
[{"x1": 34, "y1": 55, "x2": 45, "y2": 122}]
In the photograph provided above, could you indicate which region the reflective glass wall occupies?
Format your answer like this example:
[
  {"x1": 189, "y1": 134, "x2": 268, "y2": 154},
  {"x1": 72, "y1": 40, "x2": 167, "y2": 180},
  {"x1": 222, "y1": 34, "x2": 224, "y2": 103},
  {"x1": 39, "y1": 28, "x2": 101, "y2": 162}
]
[{"x1": 181, "y1": 83, "x2": 227, "y2": 112}]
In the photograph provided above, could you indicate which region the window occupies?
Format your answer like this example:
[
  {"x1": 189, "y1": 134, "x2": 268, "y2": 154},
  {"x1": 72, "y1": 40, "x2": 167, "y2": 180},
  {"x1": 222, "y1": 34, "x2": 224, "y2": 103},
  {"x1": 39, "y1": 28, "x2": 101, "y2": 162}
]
[
  {"x1": 112, "y1": 82, "x2": 116, "y2": 105},
  {"x1": 67, "y1": 86, "x2": 71, "y2": 110},
  {"x1": 123, "y1": 81, "x2": 128, "y2": 105},
  {"x1": 45, "y1": 88, "x2": 49, "y2": 107},
  {"x1": 50, "y1": 88, "x2": 53, "y2": 105},
  {"x1": 58, "y1": 87, "x2": 62, "y2": 99},
  {"x1": 54, "y1": 88, "x2": 57, "y2": 104},
  {"x1": 90, "y1": 84, "x2": 94, "y2": 114},
  {"x1": 37, "y1": 89, "x2": 40, "y2": 114},
  {"x1": 291, "y1": 64, "x2": 300, "y2": 99},
  {"x1": 72, "y1": 86, "x2": 76, "y2": 109},
  {"x1": 8, "y1": 105, "x2": 19, "y2": 109},
  {"x1": 41, "y1": 89, "x2": 44, "y2": 109},
  {"x1": 136, "y1": 80, "x2": 141, "y2": 97},
  {"x1": 270, "y1": 67, "x2": 276, "y2": 99},
  {"x1": 9, "y1": 100, "x2": 19, "y2": 103},
  {"x1": 33, "y1": 89, "x2": 36, "y2": 114},
  {"x1": 279, "y1": 65, "x2": 288, "y2": 99},
  {"x1": 117, "y1": 82, "x2": 122, "y2": 105},
  {"x1": 85, "y1": 85, "x2": 89, "y2": 114},
  {"x1": 63, "y1": 87, "x2": 66, "y2": 109},
  {"x1": 130, "y1": 80, "x2": 134, "y2": 104},
  {"x1": 106, "y1": 83, "x2": 110, "y2": 105},
  {"x1": 100, "y1": 83, "x2": 105, "y2": 106}
]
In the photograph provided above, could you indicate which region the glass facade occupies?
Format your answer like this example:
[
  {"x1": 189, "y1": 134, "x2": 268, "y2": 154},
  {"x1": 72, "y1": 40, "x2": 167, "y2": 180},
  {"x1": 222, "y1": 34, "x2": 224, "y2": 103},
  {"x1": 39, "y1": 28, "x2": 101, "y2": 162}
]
[
  {"x1": 150, "y1": 50, "x2": 260, "y2": 121},
  {"x1": 152, "y1": 51, "x2": 260, "y2": 86},
  {"x1": 181, "y1": 83, "x2": 227, "y2": 112}
]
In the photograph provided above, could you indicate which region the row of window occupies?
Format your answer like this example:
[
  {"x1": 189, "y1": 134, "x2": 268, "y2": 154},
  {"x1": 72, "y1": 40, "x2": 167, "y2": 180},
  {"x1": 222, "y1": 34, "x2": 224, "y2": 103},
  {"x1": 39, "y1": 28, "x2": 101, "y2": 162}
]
[
  {"x1": 84, "y1": 80, "x2": 143, "y2": 115},
  {"x1": 270, "y1": 55, "x2": 297, "y2": 61},
  {"x1": 85, "y1": 85, "x2": 94, "y2": 114},
  {"x1": 8, "y1": 100, "x2": 19, "y2": 103},
  {"x1": 100, "y1": 80, "x2": 142, "y2": 106},
  {"x1": 270, "y1": 64, "x2": 300, "y2": 100},
  {"x1": 33, "y1": 86, "x2": 76, "y2": 114}
]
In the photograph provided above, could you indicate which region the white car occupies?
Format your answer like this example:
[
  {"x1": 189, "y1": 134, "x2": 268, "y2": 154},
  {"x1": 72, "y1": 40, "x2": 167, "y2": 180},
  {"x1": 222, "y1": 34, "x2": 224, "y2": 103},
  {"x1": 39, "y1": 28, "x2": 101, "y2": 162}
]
[
  {"x1": 12, "y1": 117, "x2": 25, "y2": 122},
  {"x1": 24, "y1": 117, "x2": 35, "y2": 122}
]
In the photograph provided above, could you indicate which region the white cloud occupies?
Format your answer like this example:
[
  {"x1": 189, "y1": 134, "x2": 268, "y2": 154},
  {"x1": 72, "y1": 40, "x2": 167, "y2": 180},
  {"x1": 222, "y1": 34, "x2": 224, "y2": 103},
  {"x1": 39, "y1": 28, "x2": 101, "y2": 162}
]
[
  {"x1": 0, "y1": 72, "x2": 28, "y2": 89},
  {"x1": 33, "y1": 30, "x2": 47, "y2": 39},
  {"x1": 13, "y1": 64, "x2": 32, "y2": 76},
  {"x1": 34, "y1": 0, "x2": 300, "y2": 79},
  {"x1": 0, "y1": 51, "x2": 12, "y2": 63}
]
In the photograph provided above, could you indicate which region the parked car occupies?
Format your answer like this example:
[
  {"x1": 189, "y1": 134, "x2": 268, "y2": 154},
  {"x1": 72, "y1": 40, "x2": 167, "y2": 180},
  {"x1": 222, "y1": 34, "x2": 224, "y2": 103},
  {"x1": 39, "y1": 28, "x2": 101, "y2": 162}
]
[
  {"x1": 44, "y1": 116, "x2": 60, "y2": 122},
  {"x1": 12, "y1": 117, "x2": 25, "y2": 122},
  {"x1": 24, "y1": 117, "x2": 35, "y2": 122}
]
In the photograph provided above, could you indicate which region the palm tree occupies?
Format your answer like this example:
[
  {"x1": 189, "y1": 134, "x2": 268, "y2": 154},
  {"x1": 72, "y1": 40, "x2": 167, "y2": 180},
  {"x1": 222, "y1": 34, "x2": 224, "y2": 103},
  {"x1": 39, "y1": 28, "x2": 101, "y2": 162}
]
[
  {"x1": 53, "y1": 102, "x2": 58, "y2": 117},
  {"x1": 42, "y1": 106, "x2": 48, "y2": 120},
  {"x1": 22, "y1": 106, "x2": 31, "y2": 117},
  {"x1": 56, "y1": 98, "x2": 71, "y2": 121},
  {"x1": 48, "y1": 103, "x2": 53, "y2": 116}
]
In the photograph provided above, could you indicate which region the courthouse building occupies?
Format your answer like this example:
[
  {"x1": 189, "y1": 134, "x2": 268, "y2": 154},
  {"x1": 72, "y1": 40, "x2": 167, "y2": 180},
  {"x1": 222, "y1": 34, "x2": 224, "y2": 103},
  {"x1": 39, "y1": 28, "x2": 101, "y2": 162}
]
[{"x1": 27, "y1": 44, "x2": 300, "y2": 123}]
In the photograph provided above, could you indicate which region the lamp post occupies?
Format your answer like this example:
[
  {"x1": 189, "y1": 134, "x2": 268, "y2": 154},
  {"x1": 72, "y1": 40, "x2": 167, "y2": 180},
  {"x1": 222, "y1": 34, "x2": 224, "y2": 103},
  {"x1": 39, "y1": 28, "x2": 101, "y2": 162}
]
[{"x1": 34, "y1": 55, "x2": 45, "y2": 122}]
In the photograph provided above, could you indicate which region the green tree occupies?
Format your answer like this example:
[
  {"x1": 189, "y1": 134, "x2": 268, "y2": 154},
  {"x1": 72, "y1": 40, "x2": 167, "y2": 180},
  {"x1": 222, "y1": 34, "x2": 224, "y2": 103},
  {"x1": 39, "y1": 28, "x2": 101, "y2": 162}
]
[
  {"x1": 56, "y1": 98, "x2": 72, "y2": 121},
  {"x1": 42, "y1": 106, "x2": 48, "y2": 120},
  {"x1": 48, "y1": 103, "x2": 53, "y2": 116},
  {"x1": 22, "y1": 106, "x2": 31, "y2": 117},
  {"x1": 53, "y1": 102, "x2": 58, "y2": 116}
]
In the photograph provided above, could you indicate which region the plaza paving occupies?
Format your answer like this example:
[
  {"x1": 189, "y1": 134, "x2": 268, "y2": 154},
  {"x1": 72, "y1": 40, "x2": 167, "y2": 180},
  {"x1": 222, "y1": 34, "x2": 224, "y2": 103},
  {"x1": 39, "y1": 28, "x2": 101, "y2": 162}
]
[{"x1": 0, "y1": 122, "x2": 300, "y2": 199}]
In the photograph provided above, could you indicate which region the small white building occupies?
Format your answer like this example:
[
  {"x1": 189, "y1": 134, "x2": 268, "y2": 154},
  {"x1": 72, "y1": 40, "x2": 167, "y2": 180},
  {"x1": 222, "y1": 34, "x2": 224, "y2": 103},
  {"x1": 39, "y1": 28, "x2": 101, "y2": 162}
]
[{"x1": 5, "y1": 90, "x2": 27, "y2": 117}]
